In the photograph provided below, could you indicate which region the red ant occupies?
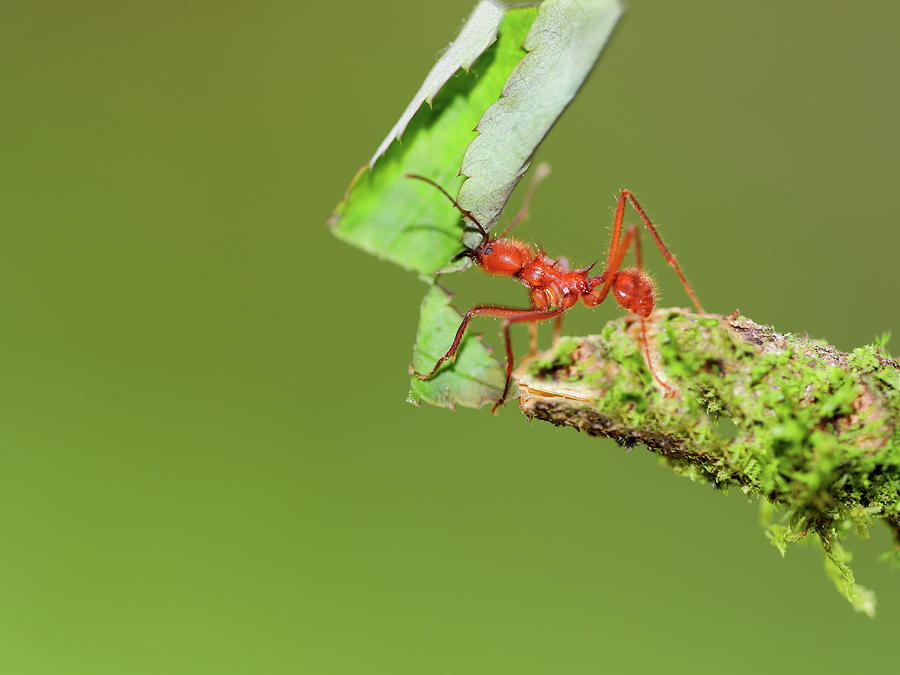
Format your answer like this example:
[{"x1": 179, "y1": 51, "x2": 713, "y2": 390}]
[{"x1": 408, "y1": 166, "x2": 704, "y2": 413}]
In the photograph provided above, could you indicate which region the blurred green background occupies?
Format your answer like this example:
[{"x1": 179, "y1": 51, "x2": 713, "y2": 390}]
[{"x1": 1, "y1": 0, "x2": 898, "y2": 673}]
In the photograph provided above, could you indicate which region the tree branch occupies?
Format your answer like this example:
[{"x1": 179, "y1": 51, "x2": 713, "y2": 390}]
[{"x1": 515, "y1": 309, "x2": 899, "y2": 616}]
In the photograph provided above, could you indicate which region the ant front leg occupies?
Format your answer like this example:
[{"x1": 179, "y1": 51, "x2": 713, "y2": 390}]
[
  {"x1": 411, "y1": 305, "x2": 500, "y2": 380},
  {"x1": 412, "y1": 304, "x2": 570, "y2": 413}
]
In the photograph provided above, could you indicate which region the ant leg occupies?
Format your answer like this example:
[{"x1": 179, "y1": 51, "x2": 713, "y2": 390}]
[
  {"x1": 528, "y1": 322, "x2": 539, "y2": 357},
  {"x1": 586, "y1": 192, "x2": 683, "y2": 395},
  {"x1": 627, "y1": 224, "x2": 642, "y2": 270},
  {"x1": 493, "y1": 305, "x2": 572, "y2": 413},
  {"x1": 527, "y1": 307, "x2": 565, "y2": 355},
  {"x1": 584, "y1": 210, "x2": 636, "y2": 307},
  {"x1": 584, "y1": 222, "x2": 674, "y2": 394},
  {"x1": 497, "y1": 324, "x2": 516, "y2": 414},
  {"x1": 413, "y1": 305, "x2": 500, "y2": 380},
  {"x1": 552, "y1": 314, "x2": 564, "y2": 343},
  {"x1": 620, "y1": 190, "x2": 704, "y2": 313},
  {"x1": 584, "y1": 190, "x2": 632, "y2": 307},
  {"x1": 497, "y1": 163, "x2": 552, "y2": 238},
  {"x1": 529, "y1": 312, "x2": 566, "y2": 362},
  {"x1": 613, "y1": 225, "x2": 676, "y2": 394},
  {"x1": 413, "y1": 304, "x2": 567, "y2": 382},
  {"x1": 639, "y1": 317, "x2": 676, "y2": 396}
]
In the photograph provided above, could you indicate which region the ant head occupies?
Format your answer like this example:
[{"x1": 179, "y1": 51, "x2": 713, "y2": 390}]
[
  {"x1": 451, "y1": 227, "x2": 490, "y2": 263},
  {"x1": 455, "y1": 238, "x2": 530, "y2": 277}
]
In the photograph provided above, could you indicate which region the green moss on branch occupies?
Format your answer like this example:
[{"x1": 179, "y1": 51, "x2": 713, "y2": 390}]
[{"x1": 516, "y1": 309, "x2": 899, "y2": 616}]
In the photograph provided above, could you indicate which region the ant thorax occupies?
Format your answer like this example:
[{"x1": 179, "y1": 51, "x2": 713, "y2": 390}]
[
  {"x1": 518, "y1": 252, "x2": 591, "y2": 292},
  {"x1": 515, "y1": 252, "x2": 557, "y2": 288}
]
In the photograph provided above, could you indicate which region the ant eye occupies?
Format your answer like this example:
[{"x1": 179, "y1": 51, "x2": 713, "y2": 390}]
[{"x1": 484, "y1": 247, "x2": 493, "y2": 256}]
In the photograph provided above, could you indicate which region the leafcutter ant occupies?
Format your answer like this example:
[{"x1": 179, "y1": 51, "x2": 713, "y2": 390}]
[{"x1": 408, "y1": 167, "x2": 704, "y2": 412}]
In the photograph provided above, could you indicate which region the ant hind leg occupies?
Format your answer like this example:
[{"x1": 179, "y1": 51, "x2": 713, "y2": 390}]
[
  {"x1": 637, "y1": 316, "x2": 677, "y2": 397},
  {"x1": 620, "y1": 190, "x2": 704, "y2": 313}
]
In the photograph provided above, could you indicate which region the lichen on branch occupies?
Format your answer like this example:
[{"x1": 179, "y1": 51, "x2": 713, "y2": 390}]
[{"x1": 515, "y1": 309, "x2": 900, "y2": 616}]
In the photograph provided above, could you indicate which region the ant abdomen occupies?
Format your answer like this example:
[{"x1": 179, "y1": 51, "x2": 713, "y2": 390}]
[{"x1": 612, "y1": 269, "x2": 655, "y2": 318}]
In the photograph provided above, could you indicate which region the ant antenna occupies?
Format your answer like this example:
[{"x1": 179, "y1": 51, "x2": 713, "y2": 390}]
[{"x1": 406, "y1": 174, "x2": 489, "y2": 242}]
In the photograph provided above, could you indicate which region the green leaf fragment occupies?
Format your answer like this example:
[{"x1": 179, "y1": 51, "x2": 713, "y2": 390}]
[
  {"x1": 368, "y1": 0, "x2": 507, "y2": 167},
  {"x1": 330, "y1": 5, "x2": 539, "y2": 276},
  {"x1": 459, "y1": 0, "x2": 624, "y2": 230}
]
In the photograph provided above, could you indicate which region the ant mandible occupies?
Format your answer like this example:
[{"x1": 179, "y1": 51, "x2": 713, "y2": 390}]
[{"x1": 408, "y1": 166, "x2": 704, "y2": 413}]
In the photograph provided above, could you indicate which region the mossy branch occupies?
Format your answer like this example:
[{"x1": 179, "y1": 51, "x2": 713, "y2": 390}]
[{"x1": 515, "y1": 309, "x2": 900, "y2": 616}]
